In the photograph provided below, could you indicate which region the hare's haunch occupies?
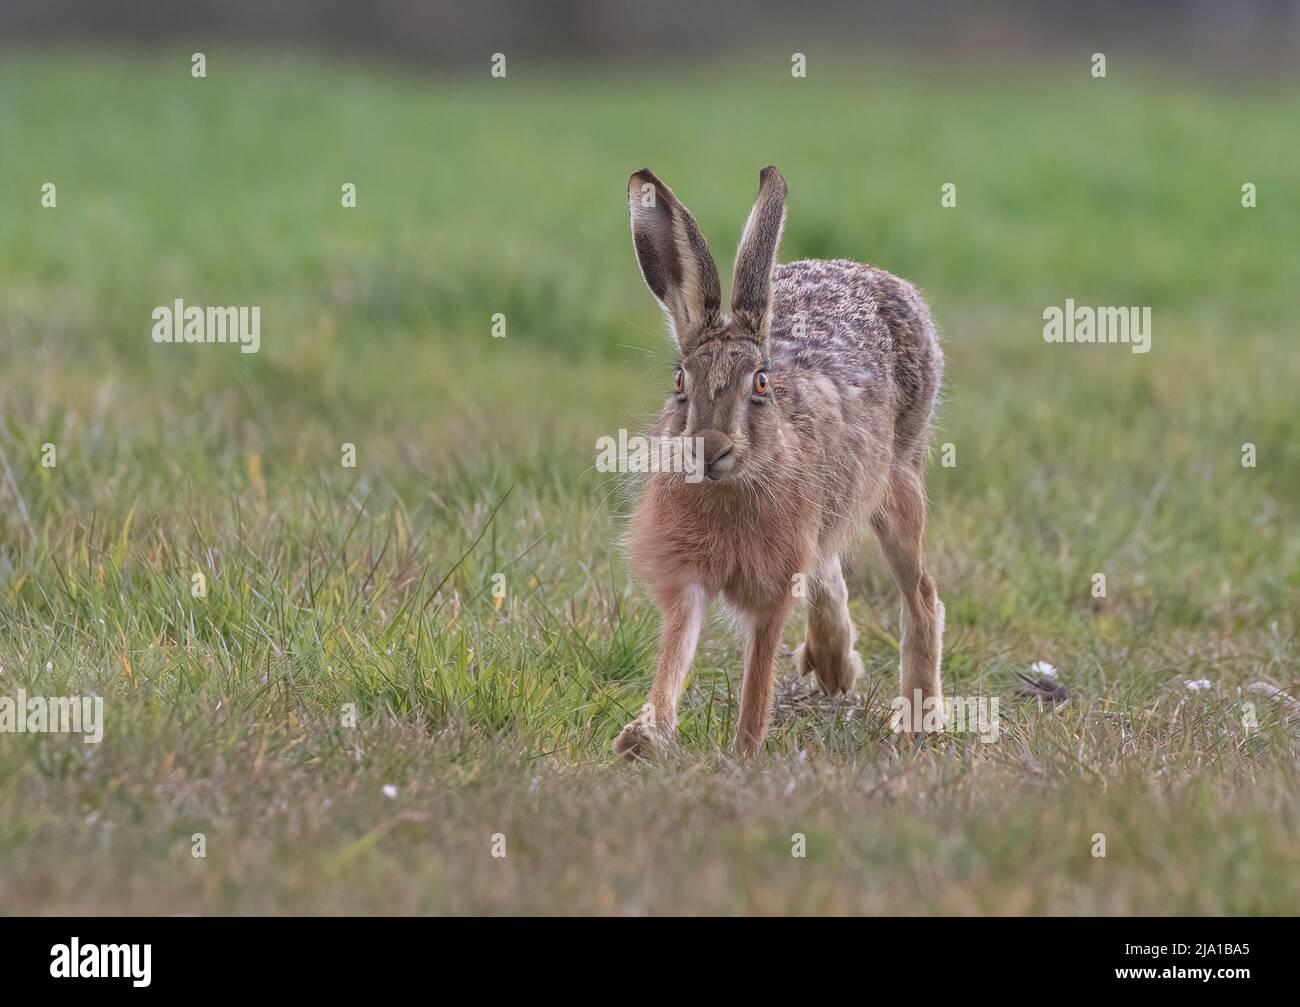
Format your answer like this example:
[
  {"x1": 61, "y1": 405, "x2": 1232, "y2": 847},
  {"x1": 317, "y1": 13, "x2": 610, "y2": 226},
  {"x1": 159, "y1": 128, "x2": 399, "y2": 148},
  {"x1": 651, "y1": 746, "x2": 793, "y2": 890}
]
[{"x1": 615, "y1": 167, "x2": 944, "y2": 759}]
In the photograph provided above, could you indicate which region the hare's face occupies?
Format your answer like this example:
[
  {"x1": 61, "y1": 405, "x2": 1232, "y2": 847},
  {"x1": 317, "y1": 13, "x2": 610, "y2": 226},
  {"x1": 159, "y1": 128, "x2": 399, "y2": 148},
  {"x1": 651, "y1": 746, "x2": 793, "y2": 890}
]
[{"x1": 669, "y1": 337, "x2": 774, "y2": 482}]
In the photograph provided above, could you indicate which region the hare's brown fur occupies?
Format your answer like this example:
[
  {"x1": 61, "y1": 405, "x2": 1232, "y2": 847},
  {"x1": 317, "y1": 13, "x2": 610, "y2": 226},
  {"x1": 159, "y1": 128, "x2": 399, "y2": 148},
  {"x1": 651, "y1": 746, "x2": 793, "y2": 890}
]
[{"x1": 615, "y1": 167, "x2": 944, "y2": 759}]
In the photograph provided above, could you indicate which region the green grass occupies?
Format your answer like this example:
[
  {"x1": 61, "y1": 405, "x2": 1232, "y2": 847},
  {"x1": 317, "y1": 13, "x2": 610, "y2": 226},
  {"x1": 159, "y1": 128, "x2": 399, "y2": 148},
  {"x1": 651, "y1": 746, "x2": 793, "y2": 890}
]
[{"x1": 0, "y1": 49, "x2": 1297, "y2": 914}]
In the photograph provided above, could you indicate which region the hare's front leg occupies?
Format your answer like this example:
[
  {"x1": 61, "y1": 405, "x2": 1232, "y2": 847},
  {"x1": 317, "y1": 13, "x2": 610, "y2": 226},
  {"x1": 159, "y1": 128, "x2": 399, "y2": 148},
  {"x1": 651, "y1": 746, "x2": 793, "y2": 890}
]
[
  {"x1": 614, "y1": 584, "x2": 709, "y2": 760},
  {"x1": 735, "y1": 601, "x2": 793, "y2": 757},
  {"x1": 872, "y1": 464, "x2": 945, "y2": 735}
]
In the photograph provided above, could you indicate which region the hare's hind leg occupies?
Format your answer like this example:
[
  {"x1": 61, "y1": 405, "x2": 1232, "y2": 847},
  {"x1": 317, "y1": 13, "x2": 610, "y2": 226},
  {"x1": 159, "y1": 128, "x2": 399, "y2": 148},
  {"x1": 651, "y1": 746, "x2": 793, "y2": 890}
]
[
  {"x1": 793, "y1": 558, "x2": 863, "y2": 695},
  {"x1": 871, "y1": 463, "x2": 945, "y2": 734},
  {"x1": 614, "y1": 584, "x2": 709, "y2": 760}
]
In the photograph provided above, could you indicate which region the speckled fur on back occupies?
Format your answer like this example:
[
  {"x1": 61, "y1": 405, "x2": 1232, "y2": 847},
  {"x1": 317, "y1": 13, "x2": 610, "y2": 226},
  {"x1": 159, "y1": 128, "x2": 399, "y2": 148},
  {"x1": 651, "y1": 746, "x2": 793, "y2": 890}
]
[
  {"x1": 613, "y1": 166, "x2": 946, "y2": 759},
  {"x1": 770, "y1": 259, "x2": 942, "y2": 469}
]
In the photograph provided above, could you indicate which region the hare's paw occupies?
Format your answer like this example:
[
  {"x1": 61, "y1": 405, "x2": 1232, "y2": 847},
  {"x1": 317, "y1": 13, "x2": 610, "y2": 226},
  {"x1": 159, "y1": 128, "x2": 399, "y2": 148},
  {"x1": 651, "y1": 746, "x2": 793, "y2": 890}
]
[
  {"x1": 892, "y1": 687, "x2": 946, "y2": 742},
  {"x1": 839, "y1": 651, "x2": 865, "y2": 693},
  {"x1": 613, "y1": 704, "x2": 663, "y2": 761},
  {"x1": 794, "y1": 642, "x2": 861, "y2": 695}
]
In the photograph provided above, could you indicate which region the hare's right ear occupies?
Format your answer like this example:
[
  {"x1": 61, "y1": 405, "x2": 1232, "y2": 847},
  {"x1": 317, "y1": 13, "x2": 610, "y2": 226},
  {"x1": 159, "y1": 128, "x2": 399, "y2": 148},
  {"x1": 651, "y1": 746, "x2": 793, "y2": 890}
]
[
  {"x1": 628, "y1": 169, "x2": 722, "y2": 354},
  {"x1": 730, "y1": 166, "x2": 787, "y2": 341}
]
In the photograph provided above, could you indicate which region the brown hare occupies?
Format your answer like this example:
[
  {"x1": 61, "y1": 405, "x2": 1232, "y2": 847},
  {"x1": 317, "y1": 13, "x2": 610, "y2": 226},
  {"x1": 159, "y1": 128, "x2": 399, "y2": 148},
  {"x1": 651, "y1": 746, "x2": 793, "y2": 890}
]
[{"x1": 613, "y1": 166, "x2": 945, "y2": 759}]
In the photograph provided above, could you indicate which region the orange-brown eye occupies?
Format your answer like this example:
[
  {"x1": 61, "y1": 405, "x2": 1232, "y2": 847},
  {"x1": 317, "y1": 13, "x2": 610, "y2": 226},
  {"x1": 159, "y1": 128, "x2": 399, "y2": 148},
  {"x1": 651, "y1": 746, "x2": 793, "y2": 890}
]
[
  {"x1": 753, "y1": 371, "x2": 769, "y2": 395},
  {"x1": 674, "y1": 368, "x2": 684, "y2": 393}
]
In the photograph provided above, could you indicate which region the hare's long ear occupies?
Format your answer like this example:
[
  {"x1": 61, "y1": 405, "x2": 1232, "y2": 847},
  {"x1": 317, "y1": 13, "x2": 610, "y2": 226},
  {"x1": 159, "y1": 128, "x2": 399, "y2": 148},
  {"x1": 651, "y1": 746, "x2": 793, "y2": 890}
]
[
  {"x1": 730, "y1": 165, "x2": 787, "y2": 342},
  {"x1": 628, "y1": 169, "x2": 722, "y2": 354}
]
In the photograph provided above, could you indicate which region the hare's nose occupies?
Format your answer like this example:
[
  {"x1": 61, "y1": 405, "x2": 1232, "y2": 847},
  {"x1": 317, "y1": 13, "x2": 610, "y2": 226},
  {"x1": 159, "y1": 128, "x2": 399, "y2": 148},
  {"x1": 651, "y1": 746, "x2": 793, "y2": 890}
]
[
  {"x1": 700, "y1": 433, "x2": 734, "y2": 480},
  {"x1": 701, "y1": 433, "x2": 733, "y2": 466}
]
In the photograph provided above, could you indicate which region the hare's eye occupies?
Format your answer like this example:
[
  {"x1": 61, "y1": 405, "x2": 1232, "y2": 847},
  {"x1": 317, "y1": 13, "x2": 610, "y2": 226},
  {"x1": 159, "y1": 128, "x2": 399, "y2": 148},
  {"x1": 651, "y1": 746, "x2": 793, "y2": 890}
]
[
  {"x1": 753, "y1": 371, "x2": 769, "y2": 395},
  {"x1": 674, "y1": 369, "x2": 685, "y2": 394}
]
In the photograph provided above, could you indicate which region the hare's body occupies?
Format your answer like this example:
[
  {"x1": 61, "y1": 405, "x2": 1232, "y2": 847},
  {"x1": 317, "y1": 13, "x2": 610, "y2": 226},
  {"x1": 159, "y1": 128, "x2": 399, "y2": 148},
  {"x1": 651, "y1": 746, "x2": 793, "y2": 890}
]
[
  {"x1": 615, "y1": 169, "x2": 945, "y2": 758},
  {"x1": 629, "y1": 259, "x2": 939, "y2": 604}
]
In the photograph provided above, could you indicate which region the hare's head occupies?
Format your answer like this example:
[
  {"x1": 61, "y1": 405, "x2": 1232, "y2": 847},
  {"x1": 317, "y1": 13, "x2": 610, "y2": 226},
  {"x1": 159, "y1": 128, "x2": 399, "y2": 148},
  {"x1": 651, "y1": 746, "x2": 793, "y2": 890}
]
[{"x1": 628, "y1": 166, "x2": 787, "y2": 482}]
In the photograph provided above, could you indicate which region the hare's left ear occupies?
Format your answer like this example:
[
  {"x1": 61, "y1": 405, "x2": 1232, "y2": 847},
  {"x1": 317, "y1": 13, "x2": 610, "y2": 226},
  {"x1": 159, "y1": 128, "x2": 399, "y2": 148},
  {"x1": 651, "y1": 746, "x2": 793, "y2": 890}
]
[
  {"x1": 730, "y1": 165, "x2": 787, "y2": 341},
  {"x1": 628, "y1": 169, "x2": 722, "y2": 355}
]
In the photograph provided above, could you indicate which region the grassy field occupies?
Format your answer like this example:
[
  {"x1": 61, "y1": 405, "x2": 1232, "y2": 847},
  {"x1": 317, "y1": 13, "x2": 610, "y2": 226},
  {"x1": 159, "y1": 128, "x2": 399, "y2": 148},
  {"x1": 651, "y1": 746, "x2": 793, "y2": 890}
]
[{"x1": 0, "y1": 49, "x2": 1297, "y2": 914}]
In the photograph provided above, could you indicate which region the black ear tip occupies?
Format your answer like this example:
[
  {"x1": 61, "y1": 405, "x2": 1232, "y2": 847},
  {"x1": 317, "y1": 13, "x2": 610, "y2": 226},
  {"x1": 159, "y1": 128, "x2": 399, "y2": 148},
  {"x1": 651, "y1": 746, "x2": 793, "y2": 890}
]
[
  {"x1": 630, "y1": 169, "x2": 669, "y2": 204},
  {"x1": 759, "y1": 165, "x2": 786, "y2": 193}
]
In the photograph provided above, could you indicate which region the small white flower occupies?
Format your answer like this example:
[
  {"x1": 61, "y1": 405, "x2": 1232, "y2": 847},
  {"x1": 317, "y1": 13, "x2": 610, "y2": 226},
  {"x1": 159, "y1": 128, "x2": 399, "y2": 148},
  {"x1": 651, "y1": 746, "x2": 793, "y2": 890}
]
[
  {"x1": 1030, "y1": 661, "x2": 1058, "y2": 678},
  {"x1": 382, "y1": 784, "x2": 399, "y2": 799},
  {"x1": 1184, "y1": 679, "x2": 1213, "y2": 691}
]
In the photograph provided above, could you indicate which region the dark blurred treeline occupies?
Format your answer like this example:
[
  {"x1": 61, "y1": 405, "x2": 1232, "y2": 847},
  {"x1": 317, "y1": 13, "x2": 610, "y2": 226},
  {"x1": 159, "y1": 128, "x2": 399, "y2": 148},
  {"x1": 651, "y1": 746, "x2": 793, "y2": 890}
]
[{"x1": 3, "y1": 0, "x2": 1299, "y2": 68}]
